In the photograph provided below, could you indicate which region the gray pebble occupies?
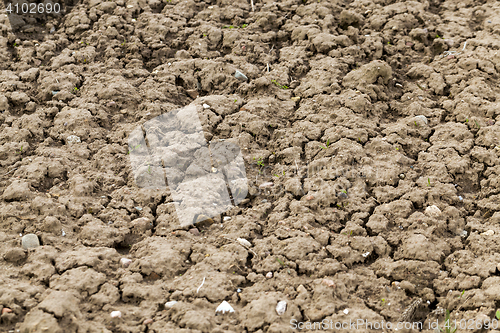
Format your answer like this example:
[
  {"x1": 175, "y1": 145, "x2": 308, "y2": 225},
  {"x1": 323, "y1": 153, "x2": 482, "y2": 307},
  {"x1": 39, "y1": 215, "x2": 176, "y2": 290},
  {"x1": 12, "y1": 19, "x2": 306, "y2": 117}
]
[
  {"x1": 22, "y1": 234, "x2": 40, "y2": 250},
  {"x1": 234, "y1": 70, "x2": 248, "y2": 81},
  {"x1": 338, "y1": 192, "x2": 348, "y2": 199}
]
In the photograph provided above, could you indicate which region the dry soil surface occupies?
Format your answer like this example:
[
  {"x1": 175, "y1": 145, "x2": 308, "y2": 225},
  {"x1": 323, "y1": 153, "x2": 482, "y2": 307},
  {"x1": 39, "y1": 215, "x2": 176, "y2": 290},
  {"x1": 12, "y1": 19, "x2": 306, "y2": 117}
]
[{"x1": 1, "y1": 0, "x2": 500, "y2": 332}]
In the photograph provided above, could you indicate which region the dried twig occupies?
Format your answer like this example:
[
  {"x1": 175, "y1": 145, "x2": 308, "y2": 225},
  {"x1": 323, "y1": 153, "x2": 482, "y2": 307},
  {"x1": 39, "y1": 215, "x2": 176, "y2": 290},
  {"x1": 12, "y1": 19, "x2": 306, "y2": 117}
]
[
  {"x1": 398, "y1": 298, "x2": 422, "y2": 322},
  {"x1": 250, "y1": 0, "x2": 254, "y2": 11},
  {"x1": 1, "y1": 167, "x2": 17, "y2": 177}
]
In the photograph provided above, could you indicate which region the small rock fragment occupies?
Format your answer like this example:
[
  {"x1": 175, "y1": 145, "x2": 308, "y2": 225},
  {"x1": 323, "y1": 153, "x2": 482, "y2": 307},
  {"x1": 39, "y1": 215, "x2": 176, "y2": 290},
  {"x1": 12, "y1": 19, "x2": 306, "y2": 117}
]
[
  {"x1": 143, "y1": 318, "x2": 153, "y2": 325},
  {"x1": 110, "y1": 311, "x2": 122, "y2": 318},
  {"x1": 234, "y1": 70, "x2": 248, "y2": 81},
  {"x1": 343, "y1": 309, "x2": 349, "y2": 314},
  {"x1": 338, "y1": 192, "x2": 348, "y2": 199},
  {"x1": 203, "y1": 103, "x2": 210, "y2": 109},
  {"x1": 266, "y1": 272, "x2": 273, "y2": 279},
  {"x1": 21, "y1": 234, "x2": 40, "y2": 250},
  {"x1": 259, "y1": 182, "x2": 274, "y2": 189},
  {"x1": 223, "y1": 216, "x2": 231, "y2": 221},
  {"x1": 216, "y1": 301, "x2": 235, "y2": 314},
  {"x1": 425, "y1": 205, "x2": 441, "y2": 217},
  {"x1": 189, "y1": 228, "x2": 200, "y2": 236},
  {"x1": 66, "y1": 135, "x2": 81, "y2": 144},
  {"x1": 276, "y1": 301, "x2": 287, "y2": 315},
  {"x1": 481, "y1": 230, "x2": 494, "y2": 236},
  {"x1": 1, "y1": 308, "x2": 12, "y2": 314},
  {"x1": 362, "y1": 252, "x2": 370, "y2": 258},
  {"x1": 120, "y1": 258, "x2": 132, "y2": 268},
  {"x1": 414, "y1": 115, "x2": 428, "y2": 125},
  {"x1": 165, "y1": 301, "x2": 178, "y2": 308},
  {"x1": 237, "y1": 238, "x2": 252, "y2": 247},
  {"x1": 186, "y1": 89, "x2": 198, "y2": 99},
  {"x1": 291, "y1": 96, "x2": 300, "y2": 102},
  {"x1": 322, "y1": 279, "x2": 335, "y2": 287}
]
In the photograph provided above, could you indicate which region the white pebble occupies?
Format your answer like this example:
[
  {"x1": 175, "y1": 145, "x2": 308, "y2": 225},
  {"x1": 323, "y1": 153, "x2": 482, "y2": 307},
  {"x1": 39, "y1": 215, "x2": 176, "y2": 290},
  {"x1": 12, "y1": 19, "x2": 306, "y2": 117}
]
[
  {"x1": 276, "y1": 301, "x2": 287, "y2": 315},
  {"x1": 223, "y1": 216, "x2": 231, "y2": 221},
  {"x1": 362, "y1": 252, "x2": 370, "y2": 258},
  {"x1": 259, "y1": 182, "x2": 274, "y2": 189},
  {"x1": 425, "y1": 205, "x2": 441, "y2": 217},
  {"x1": 203, "y1": 103, "x2": 210, "y2": 109},
  {"x1": 120, "y1": 258, "x2": 132, "y2": 268},
  {"x1": 110, "y1": 311, "x2": 122, "y2": 318},
  {"x1": 458, "y1": 196, "x2": 463, "y2": 201},
  {"x1": 237, "y1": 238, "x2": 252, "y2": 247},
  {"x1": 414, "y1": 115, "x2": 428, "y2": 125},
  {"x1": 216, "y1": 301, "x2": 235, "y2": 314},
  {"x1": 234, "y1": 70, "x2": 248, "y2": 81},
  {"x1": 343, "y1": 309, "x2": 349, "y2": 314},
  {"x1": 165, "y1": 301, "x2": 178, "y2": 308},
  {"x1": 66, "y1": 135, "x2": 81, "y2": 144},
  {"x1": 481, "y1": 230, "x2": 494, "y2": 236},
  {"x1": 266, "y1": 272, "x2": 273, "y2": 279}
]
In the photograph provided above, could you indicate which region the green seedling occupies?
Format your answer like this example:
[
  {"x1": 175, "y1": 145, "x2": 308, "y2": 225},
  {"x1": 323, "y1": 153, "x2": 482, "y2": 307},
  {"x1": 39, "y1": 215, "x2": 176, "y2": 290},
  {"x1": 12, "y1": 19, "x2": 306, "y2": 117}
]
[
  {"x1": 203, "y1": 33, "x2": 207, "y2": 37},
  {"x1": 223, "y1": 25, "x2": 237, "y2": 29},
  {"x1": 414, "y1": 120, "x2": 419, "y2": 127},
  {"x1": 465, "y1": 118, "x2": 469, "y2": 123},
  {"x1": 121, "y1": 39, "x2": 126, "y2": 46},
  {"x1": 381, "y1": 298, "x2": 387, "y2": 306},
  {"x1": 16, "y1": 145, "x2": 23, "y2": 154},
  {"x1": 474, "y1": 120, "x2": 480, "y2": 129},
  {"x1": 341, "y1": 189, "x2": 347, "y2": 194},
  {"x1": 319, "y1": 139, "x2": 330, "y2": 149},
  {"x1": 13, "y1": 42, "x2": 18, "y2": 47},
  {"x1": 276, "y1": 257, "x2": 285, "y2": 267},
  {"x1": 73, "y1": 87, "x2": 79, "y2": 92},
  {"x1": 458, "y1": 290, "x2": 465, "y2": 298},
  {"x1": 438, "y1": 309, "x2": 457, "y2": 333},
  {"x1": 271, "y1": 79, "x2": 289, "y2": 89},
  {"x1": 256, "y1": 158, "x2": 264, "y2": 167},
  {"x1": 147, "y1": 165, "x2": 152, "y2": 174},
  {"x1": 427, "y1": 178, "x2": 431, "y2": 187},
  {"x1": 241, "y1": 24, "x2": 248, "y2": 28},
  {"x1": 496, "y1": 310, "x2": 500, "y2": 320}
]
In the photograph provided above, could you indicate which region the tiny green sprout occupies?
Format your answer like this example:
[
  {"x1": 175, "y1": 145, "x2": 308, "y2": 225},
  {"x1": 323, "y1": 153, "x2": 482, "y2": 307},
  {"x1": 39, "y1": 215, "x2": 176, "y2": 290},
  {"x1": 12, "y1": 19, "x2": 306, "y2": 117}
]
[
  {"x1": 381, "y1": 298, "x2": 386, "y2": 306},
  {"x1": 276, "y1": 257, "x2": 285, "y2": 267},
  {"x1": 350, "y1": 230, "x2": 353, "y2": 236},
  {"x1": 13, "y1": 42, "x2": 18, "y2": 47},
  {"x1": 459, "y1": 290, "x2": 465, "y2": 298},
  {"x1": 474, "y1": 120, "x2": 480, "y2": 129},
  {"x1": 465, "y1": 118, "x2": 469, "y2": 123},
  {"x1": 387, "y1": 41, "x2": 391, "y2": 45},
  {"x1": 414, "y1": 120, "x2": 418, "y2": 127},
  {"x1": 341, "y1": 189, "x2": 347, "y2": 194},
  {"x1": 320, "y1": 139, "x2": 330, "y2": 149},
  {"x1": 438, "y1": 309, "x2": 457, "y2": 333},
  {"x1": 234, "y1": 99, "x2": 237, "y2": 102},
  {"x1": 428, "y1": 178, "x2": 431, "y2": 187},
  {"x1": 274, "y1": 174, "x2": 279, "y2": 177},
  {"x1": 496, "y1": 310, "x2": 500, "y2": 320},
  {"x1": 147, "y1": 165, "x2": 152, "y2": 174},
  {"x1": 73, "y1": 87, "x2": 79, "y2": 92},
  {"x1": 436, "y1": 34, "x2": 440, "y2": 38},
  {"x1": 282, "y1": 170, "x2": 286, "y2": 176},
  {"x1": 396, "y1": 147, "x2": 399, "y2": 150},
  {"x1": 257, "y1": 158, "x2": 264, "y2": 167},
  {"x1": 241, "y1": 24, "x2": 248, "y2": 28},
  {"x1": 203, "y1": 33, "x2": 207, "y2": 37}
]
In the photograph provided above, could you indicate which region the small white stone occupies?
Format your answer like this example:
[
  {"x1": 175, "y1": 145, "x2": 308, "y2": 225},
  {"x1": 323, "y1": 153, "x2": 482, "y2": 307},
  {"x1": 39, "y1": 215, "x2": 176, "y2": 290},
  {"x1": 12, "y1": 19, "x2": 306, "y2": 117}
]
[
  {"x1": 237, "y1": 238, "x2": 252, "y2": 247},
  {"x1": 66, "y1": 135, "x2": 81, "y2": 144},
  {"x1": 234, "y1": 70, "x2": 248, "y2": 81},
  {"x1": 120, "y1": 258, "x2": 132, "y2": 268},
  {"x1": 259, "y1": 182, "x2": 274, "y2": 189},
  {"x1": 425, "y1": 205, "x2": 441, "y2": 217},
  {"x1": 414, "y1": 115, "x2": 428, "y2": 125},
  {"x1": 481, "y1": 230, "x2": 494, "y2": 236},
  {"x1": 266, "y1": 272, "x2": 273, "y2": 279},
  {"x1": 110, "y1": 310, "x2": 122, "y2": 318},
  {"x1": 165, "y1": 301, "x2": 178, "y2": 308},
  {"x1": 203, "y1": 103, "x2": 210, "y2": 109},
  {"x1": 216, "y1": 301, "x2": 234, "y2": 314},
  {"x1": 223, "y1": 216, "x2": 231, "y2": 221},
  {"x1": 343, "y1": 309, "x2": 349, "y2": 315},
  {"x1": 127, "y1": 4, "x2": 133, "y2": 8},
  {"x1": 276, "y1": 301, "x2": 287, "y2": 315},
  {"x1": 362, "y1": 252, "x2": 370, "y2": 258}
]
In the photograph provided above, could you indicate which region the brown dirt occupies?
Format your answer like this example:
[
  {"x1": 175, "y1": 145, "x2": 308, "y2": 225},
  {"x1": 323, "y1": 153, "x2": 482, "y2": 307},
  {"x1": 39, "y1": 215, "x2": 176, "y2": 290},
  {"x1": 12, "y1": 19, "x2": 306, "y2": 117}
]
[{"x1": 1, "y1": 0, "x2": 500, "y2": 332}]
